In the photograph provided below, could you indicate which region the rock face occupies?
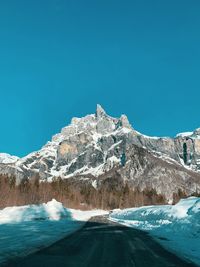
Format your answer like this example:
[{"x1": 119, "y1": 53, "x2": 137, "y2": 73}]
[{"x1": 0, "y1": 104, "x2": 200, "y2": 203}]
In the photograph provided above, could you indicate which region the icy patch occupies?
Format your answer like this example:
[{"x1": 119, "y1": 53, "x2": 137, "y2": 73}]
[{"x1": 110, "y1": 197, "x2": 200, "y2": 265}]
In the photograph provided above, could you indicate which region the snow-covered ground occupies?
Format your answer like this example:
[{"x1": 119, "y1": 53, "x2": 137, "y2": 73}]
[
  {"x1": 109, "y1": 197, "x2": 200, "y2": 266},
  {"x1": 0, "y1": 199, "x2": 108, "y2": 264}
]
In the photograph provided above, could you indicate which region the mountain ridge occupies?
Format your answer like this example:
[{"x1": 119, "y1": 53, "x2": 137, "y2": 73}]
[{"x1": 0, "y1": 104, "x2": 200, "y2": 208}]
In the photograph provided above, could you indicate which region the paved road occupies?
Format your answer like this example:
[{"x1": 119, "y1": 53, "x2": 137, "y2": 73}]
[{"x1": 5, "y1": 216, "x2": 197, "y2": 267}]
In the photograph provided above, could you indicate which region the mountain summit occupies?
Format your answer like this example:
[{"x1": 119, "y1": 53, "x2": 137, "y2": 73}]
[
  {"x1": 96, "y1": 104, "x2": 106, "y2": 119},
  {"x1": 0, "y1": 105, "x2": 200, "y2": 208}
]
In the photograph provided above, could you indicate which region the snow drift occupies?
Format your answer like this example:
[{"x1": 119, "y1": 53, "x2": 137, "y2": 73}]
[
  {"x1": 0, "y1": 200, "x2": 107, "y2": 264},
  {"x1": 0, "y1": 199, "x2": 69, "y2": 223},
  {"x1": 110, "y1": 197, "x2": 200, "y2": 265}
]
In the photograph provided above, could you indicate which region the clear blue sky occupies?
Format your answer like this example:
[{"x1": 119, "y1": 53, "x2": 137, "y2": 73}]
[{"x1": 0, "y1": 0, "x2": 200, "y2": 157}]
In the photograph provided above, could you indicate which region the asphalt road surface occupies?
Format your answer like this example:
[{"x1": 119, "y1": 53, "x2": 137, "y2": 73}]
[{"x1": 5, "y1": 216, "x2": 198, "y2": 267}]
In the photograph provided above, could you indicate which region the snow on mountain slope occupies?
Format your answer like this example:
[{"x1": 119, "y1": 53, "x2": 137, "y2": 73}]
[
  {"x1": 1, "y1": 105, "x2": 200, "y2": 181},
  {"x1": 176, "y1": 129, "x2": 200, "y2": 140},
  {"x1": 109, "y1": 197, "x2": 200, "y2": 265},
  {"x1": 0, "y1": 153, "x2": 19, "y2": 164},
  {"x1": 2, "y1": 105, "x2": 199, "y2": 179},
  {"x1": 2, "y1": 105, "x2": 135, "y2": 181},
  {"x1": 176, "y1": 132, "x2": 193, "y2": 138},
  {"x1": 0, "y1": 105, "x2": 200, "y2": 205},
  {"x1": 0, "y1": 200, "x2": 108, "y2": 264}
]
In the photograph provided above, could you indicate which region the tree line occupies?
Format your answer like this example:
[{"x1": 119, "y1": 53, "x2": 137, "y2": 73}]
[{"x1": 1, "y1": 174, "x2": 198, "y2": 209}]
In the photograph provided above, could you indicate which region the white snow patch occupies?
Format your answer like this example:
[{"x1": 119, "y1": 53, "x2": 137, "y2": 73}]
[
  {"x1": 141, "y1": 134, "x2": 161, "y2": 139},
  {"x1": 0, "y1": 153, "x2": 19, "y2": 164},
  {"x1": 69, "y1": 208, "x2": 108, "y2": 221},
  {"x1": 0, "y1": 199, "x2": 67, "y2": 223},
  {"x1": 92, "y1": 132, "x2": 102, "y2": 142},
  {"x1": 120, "y1": 127, "x2": 132, "y2": 134},
  {"x1": 179, "y1": 157, "x2": 194, "y2": 171},
  {"x1": 108, "y1": 155, "x2": 120, "y2": 164},
  {"x1": 79, "y1": 156, "x2": 120, "y2": 177},
  {"x1": 108, "y1": 141, "x2": 122, "y2": 151},
  {"x1": 176, "y1": 132, "x2": 193, "y2": 138},
  {"x1": 81, "y1": 164, "x2": 105, "y2": 177},
  {"x1": 92, "y1": 180, "x2": 97, "y2": 189}
]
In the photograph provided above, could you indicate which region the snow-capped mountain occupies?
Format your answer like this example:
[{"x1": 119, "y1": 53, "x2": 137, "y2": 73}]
[{"x1": 0, "y1": 104, "x2": 200, "y2": 204}]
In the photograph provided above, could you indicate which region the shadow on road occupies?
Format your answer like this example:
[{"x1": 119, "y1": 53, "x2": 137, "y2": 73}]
[{"x1": 3, "y1": 216, "x2": 198, "y2": 267}]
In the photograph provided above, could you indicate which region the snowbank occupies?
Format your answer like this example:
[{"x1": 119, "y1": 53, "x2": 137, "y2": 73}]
[
  {"x1": 69, "y1": 208, "x2": 108, "y2": 221},
  {"x1": 110, "y1": 197, "x2": 200, "y2": 265},
  {"x1": 0, "y1": 200, "x2": 107, "y2": 264},
  {"x1": 0, "y1": 199, "x2": 69, "y2": 223}
]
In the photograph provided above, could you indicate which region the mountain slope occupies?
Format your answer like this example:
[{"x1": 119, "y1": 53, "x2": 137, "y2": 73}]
[{"x1": 0, "y1": 105, "x2": 200, "y2": 208}]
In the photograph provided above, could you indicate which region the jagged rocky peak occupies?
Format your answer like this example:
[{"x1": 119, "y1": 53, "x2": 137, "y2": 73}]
[
  {"x1": 62, "y1": 104, "x2": 133, "y2": 136},
  {"x1": 1, "y1": 104, "x2": 200, "y2": 206},
  {"x1": 193, "y1": 128, "x2": 200, "y2": 136},
  {"x1": 96, "y1": 104, "x2": 106, "y2": 119},
  {"x1": 95, "y1": 104, "x2": 133, "y2": 134},
  {"x1": 175, "y1": 127, "x2": 200, "y2": 139},
  {"x1": 52, "y1": 104, "x2": 134, "y2": 146},
  {"x1": 95, "y1": 104, "x2": 116, "y2": 134},
  {"x1": 119, "y1": 114, "x2": 132, "y2": 129}
]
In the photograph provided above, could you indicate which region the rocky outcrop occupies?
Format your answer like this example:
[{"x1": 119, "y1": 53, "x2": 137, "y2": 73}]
[{"x1": 0, "y1": 104, "x2": 200, "y2": 205}]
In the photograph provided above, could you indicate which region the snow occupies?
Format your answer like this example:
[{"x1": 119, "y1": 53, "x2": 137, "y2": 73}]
[
  {"x1": 92, "y1": 180, "x2": 97, "y2": 189},
  {"x1": 141, "y1": 134, "x2": 161, "y2": 139},
  {"x1": 0, "y1": 200, "x2": 108, "y2": 264},
  {"x1": 92, "y1": 132, "x2": 102, "y2": 142},
  {"x1": 176, "y1": 132, "x2": 193, "y2": 138},
  {"x1": 79, "y1": 155, "x2": 120, "y2": 178},
  {"x1": 0, "y1": 199, "x2": 67, "y2": 223},
  {"x1": 108, "y1": 141, "x2": 122, "y2": 151},
  {"x1": 107, "y1": 155, "x2": 120, "y2": 164},
  {"x1": 179, "y1": 157, "x2": 195, "y2": 171},
  {"x1": 153, "y1": 151, "x2": 181, "y2": 166},
  {"x1": 69, "y1": 208, "x2": 108, "y2": 221},
  {"x1": 120, "y1": 127, "x2": 132, "y2": 134},
  {"x1": 0, "y1": 153, "x2": 19, "y2": 164},
  {"x1": 109, "y1": 197, "x2": 200, "y2": 265},
  {"x1": 81, "y1": 164, "x2": 105, "y2": 177}
]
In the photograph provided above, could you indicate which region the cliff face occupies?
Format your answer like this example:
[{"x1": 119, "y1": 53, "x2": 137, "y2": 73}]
[{"x1": 0, "y1": 104, "x2": 200, "y2": 206}]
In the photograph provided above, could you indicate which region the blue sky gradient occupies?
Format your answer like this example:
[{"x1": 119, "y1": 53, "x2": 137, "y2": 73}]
[{"x1": 0, "y1": 0, "x2": 200, "y2": 156}]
